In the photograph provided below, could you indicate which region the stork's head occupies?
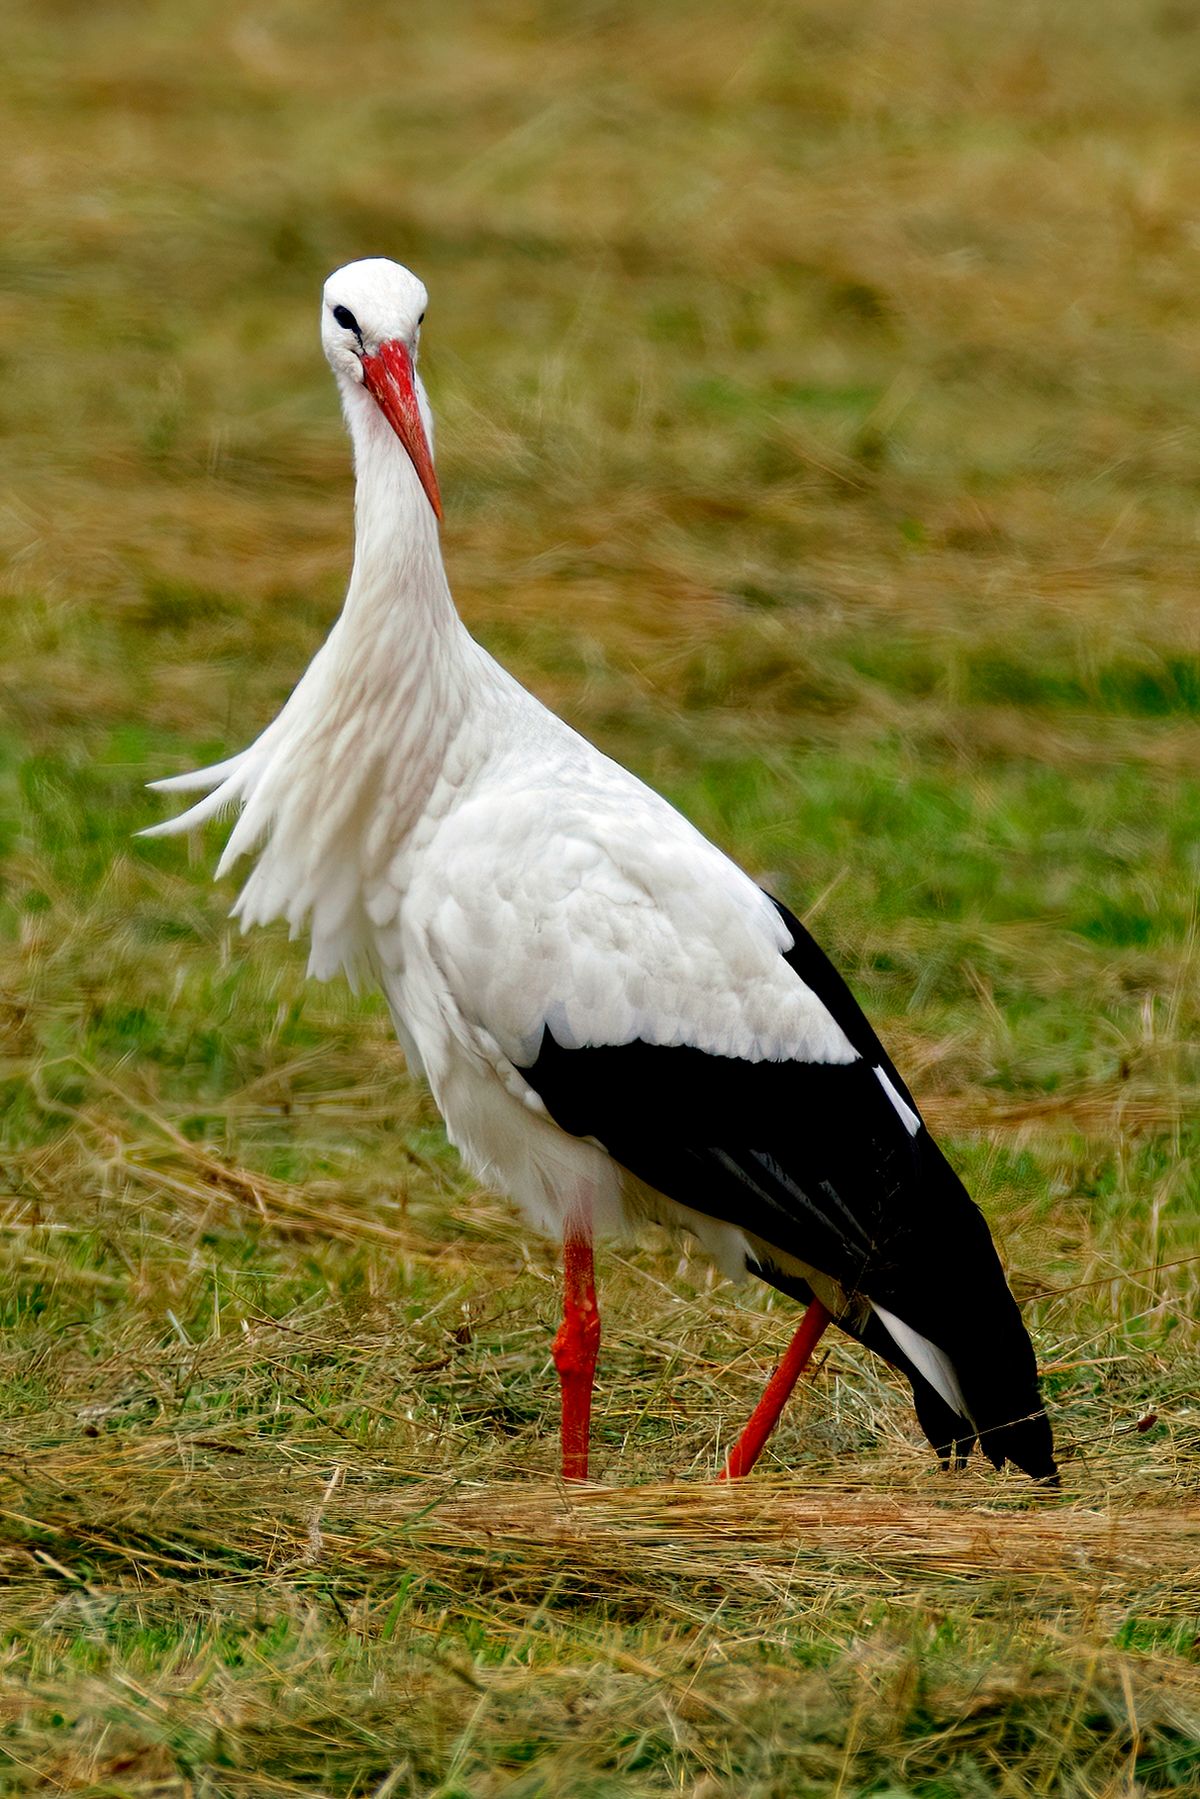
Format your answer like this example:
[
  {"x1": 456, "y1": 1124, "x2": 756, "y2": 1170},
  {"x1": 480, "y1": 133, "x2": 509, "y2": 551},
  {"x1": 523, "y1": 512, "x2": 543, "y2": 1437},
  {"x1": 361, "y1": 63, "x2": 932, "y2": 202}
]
[{"x1": 321, "y1": 258, "x2": 442, "y2": 521}]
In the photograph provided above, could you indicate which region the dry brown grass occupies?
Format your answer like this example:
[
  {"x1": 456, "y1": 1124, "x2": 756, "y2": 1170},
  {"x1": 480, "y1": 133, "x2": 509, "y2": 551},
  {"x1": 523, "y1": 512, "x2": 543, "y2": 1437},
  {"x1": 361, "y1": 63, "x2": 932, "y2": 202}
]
[{"x1": 3, "y1": 0, "x2": 1200, "y2": 1791}]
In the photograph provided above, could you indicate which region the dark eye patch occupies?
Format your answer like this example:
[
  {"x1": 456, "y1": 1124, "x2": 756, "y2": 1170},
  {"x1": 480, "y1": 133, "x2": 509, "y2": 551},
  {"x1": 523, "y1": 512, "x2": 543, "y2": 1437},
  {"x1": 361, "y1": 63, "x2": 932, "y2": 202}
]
[{"x1": 332, "y1": 304, "x2": 361, "y2": 338}]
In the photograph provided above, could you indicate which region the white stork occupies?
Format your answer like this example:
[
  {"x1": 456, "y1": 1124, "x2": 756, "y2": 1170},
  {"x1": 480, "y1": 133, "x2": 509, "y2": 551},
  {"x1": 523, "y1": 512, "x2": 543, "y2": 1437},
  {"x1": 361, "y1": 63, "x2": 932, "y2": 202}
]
[{"x1": 146, "y1": 258, "x2": 1057, "y2": 1486}]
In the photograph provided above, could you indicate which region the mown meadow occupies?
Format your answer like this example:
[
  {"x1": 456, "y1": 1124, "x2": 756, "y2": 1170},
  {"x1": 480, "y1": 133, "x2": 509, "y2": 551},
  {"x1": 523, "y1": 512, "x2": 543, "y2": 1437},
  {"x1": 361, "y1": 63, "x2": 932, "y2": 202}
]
[{"x1": 1, "y1": 0, "x2": 1198, "y2": 1791}]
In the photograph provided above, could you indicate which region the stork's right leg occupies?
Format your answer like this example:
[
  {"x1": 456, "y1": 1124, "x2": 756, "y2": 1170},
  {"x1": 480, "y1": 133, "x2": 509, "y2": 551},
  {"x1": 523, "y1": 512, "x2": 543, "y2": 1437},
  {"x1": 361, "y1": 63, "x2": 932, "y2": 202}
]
[
  {"x1": 553, "y1": 1222, "x2": 600, "y2": 1481},
  {"x1": 719, "y1": 1298, "x2": 832, "y2": 1480}
]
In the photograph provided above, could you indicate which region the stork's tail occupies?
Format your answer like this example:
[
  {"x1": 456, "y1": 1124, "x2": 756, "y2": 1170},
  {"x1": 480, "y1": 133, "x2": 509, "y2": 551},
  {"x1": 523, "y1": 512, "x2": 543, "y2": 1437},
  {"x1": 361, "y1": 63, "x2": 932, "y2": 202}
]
[
  {"x1": 858, "y1": 1311, "x2": 1057, "y2": 1483},
  {"x1": 868, "y1": 1131, "x2": 1058, "y2": 1483},
  {"x1": 752, "y1": 1130, "x2": 1058, "y2": 1483}
]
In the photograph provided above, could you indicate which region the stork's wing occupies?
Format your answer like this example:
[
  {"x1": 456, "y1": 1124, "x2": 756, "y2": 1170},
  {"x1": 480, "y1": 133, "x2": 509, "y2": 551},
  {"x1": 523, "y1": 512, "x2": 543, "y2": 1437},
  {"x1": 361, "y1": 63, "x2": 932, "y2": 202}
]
[
  {"x1": 520, "y1": 1024, "x2": 905, "y2": 1297},
  {"x1": 520, "y1": 891, "x2": 1053, "y2": 1482},
  {"x1": 419, "y1": 766, "x2": 860, "y2": 1072}
]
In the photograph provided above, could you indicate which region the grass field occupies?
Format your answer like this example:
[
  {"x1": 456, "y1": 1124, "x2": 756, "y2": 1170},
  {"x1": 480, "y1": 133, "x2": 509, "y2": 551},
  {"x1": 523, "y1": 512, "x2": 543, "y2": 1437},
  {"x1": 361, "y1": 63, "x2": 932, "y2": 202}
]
[{"x1": 3, "y1": 0, "x2": 1200, "y2": 1791}]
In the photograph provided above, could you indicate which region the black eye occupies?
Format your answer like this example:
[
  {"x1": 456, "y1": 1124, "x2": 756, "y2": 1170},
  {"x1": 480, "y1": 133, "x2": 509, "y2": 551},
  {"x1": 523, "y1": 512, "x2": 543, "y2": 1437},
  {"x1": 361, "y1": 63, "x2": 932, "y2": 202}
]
[
  {"x1": 332, "y1": 304, "x2": 361, "y2": 337},
  {"x1": 418, "y1": 311, "x2": 425, "y2": 325}
]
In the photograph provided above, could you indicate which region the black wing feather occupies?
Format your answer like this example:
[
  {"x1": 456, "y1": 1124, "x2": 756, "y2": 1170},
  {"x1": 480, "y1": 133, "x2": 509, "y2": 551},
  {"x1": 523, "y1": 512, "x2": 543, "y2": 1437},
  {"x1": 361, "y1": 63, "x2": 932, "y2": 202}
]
[{"x1": 516, "y1": 893, "x2": 1056, "y2": 1482}]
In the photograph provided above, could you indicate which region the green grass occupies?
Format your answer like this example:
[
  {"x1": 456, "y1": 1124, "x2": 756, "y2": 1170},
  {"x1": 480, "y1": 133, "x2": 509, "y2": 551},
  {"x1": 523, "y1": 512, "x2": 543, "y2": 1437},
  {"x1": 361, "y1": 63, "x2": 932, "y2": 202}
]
[{"x1": 2, "y1": 0, "x2": 1200, "y2": 1791}]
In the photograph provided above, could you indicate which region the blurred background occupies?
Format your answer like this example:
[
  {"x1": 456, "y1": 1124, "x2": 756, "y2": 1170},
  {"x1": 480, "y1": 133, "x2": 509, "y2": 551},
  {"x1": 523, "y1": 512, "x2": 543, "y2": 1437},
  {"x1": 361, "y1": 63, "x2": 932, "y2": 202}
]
[{"x1": 2, "y1": 1, "x2": 1199, "y2": 1791}]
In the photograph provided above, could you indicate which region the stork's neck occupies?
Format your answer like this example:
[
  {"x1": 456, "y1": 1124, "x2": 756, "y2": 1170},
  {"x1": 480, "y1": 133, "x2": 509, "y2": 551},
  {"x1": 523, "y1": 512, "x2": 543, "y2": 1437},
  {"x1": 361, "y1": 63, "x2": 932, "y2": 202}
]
[
  {"x1": 296, "y1": 381, "x2": 487, "y2": 860},
  {"x1": 342, "y1": 382, "x2": 461, "y2": 650}
]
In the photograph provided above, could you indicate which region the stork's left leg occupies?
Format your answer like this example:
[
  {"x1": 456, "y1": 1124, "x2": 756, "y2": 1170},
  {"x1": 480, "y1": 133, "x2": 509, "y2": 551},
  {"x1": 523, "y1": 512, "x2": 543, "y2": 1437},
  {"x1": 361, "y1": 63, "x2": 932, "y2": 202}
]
[
  {"x1": 552, "y1": 1221, "x2": 600, "y2": 1482},
  {"x1": 719, "y1": 1298, "x2": 832, "y2": 1480}
]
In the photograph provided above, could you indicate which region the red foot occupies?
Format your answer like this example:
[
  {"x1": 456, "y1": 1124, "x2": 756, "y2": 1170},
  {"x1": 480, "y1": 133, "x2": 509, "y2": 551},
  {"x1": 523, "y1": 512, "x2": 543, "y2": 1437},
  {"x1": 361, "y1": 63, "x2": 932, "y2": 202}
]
[
  {"x1": 719, "y1": 1298, "x2": 832, "y2": 1480},
  {"x1": 554, "y1": 1228, "x2": 600, "y2": 1482}
]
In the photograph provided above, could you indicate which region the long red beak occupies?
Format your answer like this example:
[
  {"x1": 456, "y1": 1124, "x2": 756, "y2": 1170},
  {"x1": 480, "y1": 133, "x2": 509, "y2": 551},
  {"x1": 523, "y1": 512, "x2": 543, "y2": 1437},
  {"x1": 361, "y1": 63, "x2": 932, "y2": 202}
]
[{"x1": 360, "y1": 339, "x2": 443, "y2": 521}]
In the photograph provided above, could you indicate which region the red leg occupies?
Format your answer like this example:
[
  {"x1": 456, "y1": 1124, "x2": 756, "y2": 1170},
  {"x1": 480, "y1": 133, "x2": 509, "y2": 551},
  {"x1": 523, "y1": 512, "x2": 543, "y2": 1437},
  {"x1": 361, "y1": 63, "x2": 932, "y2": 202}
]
[
  {"x1": 719, "y1": 1298, "x2": 832, "y2": 1481},
  {"x1": 552, "y1": 1223, "x2": 600, "y2": 1482}
]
